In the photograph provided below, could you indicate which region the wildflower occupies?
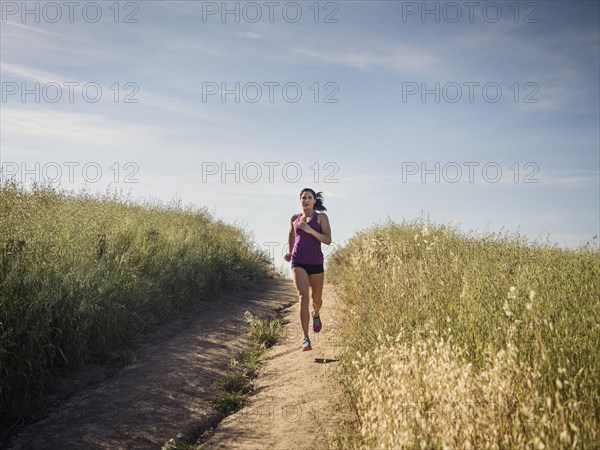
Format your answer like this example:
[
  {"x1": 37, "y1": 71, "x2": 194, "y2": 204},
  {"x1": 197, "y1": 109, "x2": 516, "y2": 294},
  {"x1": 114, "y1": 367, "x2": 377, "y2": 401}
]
[{"x1": 507, "y1": 286, "x2": 517, "y2": 300}]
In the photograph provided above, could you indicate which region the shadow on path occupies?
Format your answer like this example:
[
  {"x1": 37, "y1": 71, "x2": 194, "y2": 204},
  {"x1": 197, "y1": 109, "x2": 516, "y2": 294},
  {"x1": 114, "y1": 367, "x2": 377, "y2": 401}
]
[{"x1": 6, "y1": 279, "x2": 297, "y2": 450}]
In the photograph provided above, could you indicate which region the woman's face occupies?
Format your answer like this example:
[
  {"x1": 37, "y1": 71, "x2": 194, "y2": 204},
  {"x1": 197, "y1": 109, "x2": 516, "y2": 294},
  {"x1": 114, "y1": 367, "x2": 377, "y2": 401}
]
[{"x1": 300, "y1": 191, "x2": 315, "y2": 209}]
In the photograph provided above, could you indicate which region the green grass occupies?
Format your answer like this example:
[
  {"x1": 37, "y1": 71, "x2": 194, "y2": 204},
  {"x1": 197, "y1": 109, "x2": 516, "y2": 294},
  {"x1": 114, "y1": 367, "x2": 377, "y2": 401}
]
[
  {"x1": 327, "y1": 218, "x2": 600, "y2": 449},
  {"x1": 0, "y1": 180, "x2": 274, "y2": 431},
  {"x1": 240, "y1": 347, "x2": 267, "y2": 374},
  {"x1": 208, "y1": 367, "x2": 257, "y2": 415},
  {"x1": 214, "y1": 370, "x2": 254, "y2": 395},
  {"x1": 208, "y1": 316, "x2": 279, "y2": 417},
  {"x1": 243, "y1": 311, "x2": 283, "y2": 348},
  {"x1": 164, "y1": 353, "x2": 268, "y2": 448},
  {"x1": 209, "y1": 388, "x2": 252, "y2": 415}
]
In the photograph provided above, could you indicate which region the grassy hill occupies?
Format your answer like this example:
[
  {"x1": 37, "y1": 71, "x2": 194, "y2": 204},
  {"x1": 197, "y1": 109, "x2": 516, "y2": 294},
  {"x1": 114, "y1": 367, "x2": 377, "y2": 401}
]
[
  {"x1": 0, "y1": 181, "x2": 273, "y2": 430},
  {"x1": 328, "y1": 219, "x2": 599, "y2": 449}
]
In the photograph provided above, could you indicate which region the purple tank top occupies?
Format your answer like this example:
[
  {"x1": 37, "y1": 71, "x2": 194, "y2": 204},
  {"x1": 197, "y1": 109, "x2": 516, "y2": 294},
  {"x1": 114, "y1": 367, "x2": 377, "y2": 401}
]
[{"x1": 291, "y1": 211, "x2": 324, "y2": 265}]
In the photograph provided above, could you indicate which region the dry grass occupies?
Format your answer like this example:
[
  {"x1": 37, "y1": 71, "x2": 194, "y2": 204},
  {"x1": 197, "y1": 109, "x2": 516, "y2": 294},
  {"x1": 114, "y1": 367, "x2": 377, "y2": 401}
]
[
  {"x1": 243, "y1": 311, "x2": 283, "y2": 348},
  {"x1": 328, "y1": 219, "x2": 599, "y2": 449},
  {"x1": 0, "y1": 181, "x2": 273, "y2": 430}
]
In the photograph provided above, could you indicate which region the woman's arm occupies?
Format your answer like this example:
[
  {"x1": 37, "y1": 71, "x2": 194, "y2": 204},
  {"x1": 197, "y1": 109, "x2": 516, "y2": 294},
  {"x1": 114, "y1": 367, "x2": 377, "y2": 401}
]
[
  {"x1": 299, "y1": 213, "x2": 332, "y2": 245},
  {"x1": 284, "y1": 214, "x2": 298, "y2": 261}
]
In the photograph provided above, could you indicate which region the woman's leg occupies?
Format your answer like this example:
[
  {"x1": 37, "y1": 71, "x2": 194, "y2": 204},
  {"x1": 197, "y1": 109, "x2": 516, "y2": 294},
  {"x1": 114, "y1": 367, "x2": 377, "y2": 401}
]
[
  {"x1": 292, "y1": 267, "x2": 311, "y2": 339},
  {"x1": 308, "y1": 272, "x2": 325, "y2": 317}
]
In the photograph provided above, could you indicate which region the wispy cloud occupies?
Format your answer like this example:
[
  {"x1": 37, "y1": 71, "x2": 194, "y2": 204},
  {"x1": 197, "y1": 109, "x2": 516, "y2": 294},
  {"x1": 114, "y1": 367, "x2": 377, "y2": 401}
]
[
  {"x1": 539, "y1": 171, "x2": 600, "y2": 188},
  {"x1": 235, "y1": 31, "x2": 269, "y2": 40},
  {"x1": 0, "y1": 21, "x2": 73, "y2": 40},
  {"x1": 290, "y1": 44, "x2": 436, "y2": 72},
  {"x1": 139, "y1": 90, "x2": 248, "y2": 127},
  {"x1": 0, "y1": 62, "x2": 65, "y2": 84},
  {"x1": 338, "y1": 170, "x2": 599, "y2": 188},
  {"x1": 1, "y1": 107, "x2": 168, "y2": 150}
]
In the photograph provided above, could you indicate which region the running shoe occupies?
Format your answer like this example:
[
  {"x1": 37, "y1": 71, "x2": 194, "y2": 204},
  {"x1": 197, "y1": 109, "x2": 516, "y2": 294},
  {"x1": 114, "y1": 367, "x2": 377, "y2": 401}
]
[
  {"x1": 302, "y1": 337, "x2": 312, "y2": 351},
  {"x1": 313, "y1": 315, "x2": 322, "y2": 333}
]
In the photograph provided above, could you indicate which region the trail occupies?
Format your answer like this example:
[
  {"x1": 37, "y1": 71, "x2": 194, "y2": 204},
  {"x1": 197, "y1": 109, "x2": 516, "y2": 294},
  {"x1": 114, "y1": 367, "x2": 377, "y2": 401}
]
[
  {"x1": 6, "y1": 280, "x2": 347, "y2": 450},
  {"x1": 6, "y1": 280, "x2": 297, "y2": 449},
  {"x1": 198, "y1": 283, "x2": 347, "y2": 450}
]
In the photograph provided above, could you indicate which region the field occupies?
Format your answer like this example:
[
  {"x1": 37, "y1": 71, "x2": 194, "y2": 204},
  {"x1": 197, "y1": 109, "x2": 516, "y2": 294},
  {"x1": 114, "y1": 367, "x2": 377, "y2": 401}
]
[
  {"x1": 327, "y1": 219, "x2": 600, "y2": 449},
  {"x1": 3, "y1": 182, "x2": 599, "y2": 449},
  {"x1": 0, "y1": 181, "x2": 273, "y2": 431}
]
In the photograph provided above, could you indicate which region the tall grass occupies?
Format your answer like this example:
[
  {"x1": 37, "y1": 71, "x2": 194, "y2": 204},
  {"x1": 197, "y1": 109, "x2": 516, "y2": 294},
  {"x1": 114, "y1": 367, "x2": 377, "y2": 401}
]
[
  {"x1": 328, "y1": 219, "x2": 600, "y2": 449},
  {"x1": 0, "y1": 181, "x2": 273, "y2": 430}
]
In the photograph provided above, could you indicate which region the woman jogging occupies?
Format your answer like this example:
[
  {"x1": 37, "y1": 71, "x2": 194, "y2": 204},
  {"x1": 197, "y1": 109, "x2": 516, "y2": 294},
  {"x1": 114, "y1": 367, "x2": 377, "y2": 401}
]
[{"x1": 284, "y1": 188, "x2": 332, "y2": 351}]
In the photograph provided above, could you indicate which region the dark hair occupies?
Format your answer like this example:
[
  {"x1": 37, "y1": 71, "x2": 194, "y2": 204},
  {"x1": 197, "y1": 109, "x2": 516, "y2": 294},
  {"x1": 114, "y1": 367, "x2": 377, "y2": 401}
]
[{"x1": 300, "y1": 188, "x2": 327, "y2": 211}]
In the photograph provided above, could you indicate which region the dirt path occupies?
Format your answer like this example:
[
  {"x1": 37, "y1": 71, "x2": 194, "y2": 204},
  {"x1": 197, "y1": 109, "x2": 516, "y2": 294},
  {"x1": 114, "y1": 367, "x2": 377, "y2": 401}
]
[
  {"x1": 5, "y1": 280, "x2": 348, "y2": 450},
  {"x1": 197, "y1": 283, "x2": 347, "y2": 450},
  {"x1": 6, "y1": 279, "x2": 298, "y2": 449}
]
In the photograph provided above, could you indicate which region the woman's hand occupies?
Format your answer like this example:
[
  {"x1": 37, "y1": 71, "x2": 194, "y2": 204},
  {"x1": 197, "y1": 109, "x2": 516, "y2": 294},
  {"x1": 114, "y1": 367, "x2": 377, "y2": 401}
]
[
  {"x1": 284, "y1": 252, "x2": 292, "y2": 262},
  {"x1": 298, "y1": 221, "x2": 313, "y2": 234}
]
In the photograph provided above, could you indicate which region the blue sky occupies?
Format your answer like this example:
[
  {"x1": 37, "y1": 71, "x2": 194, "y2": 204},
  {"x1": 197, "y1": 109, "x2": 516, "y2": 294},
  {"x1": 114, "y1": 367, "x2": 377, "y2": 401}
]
[{"x1": 1, "y1": 0, "x2": 599, "y2": 274}]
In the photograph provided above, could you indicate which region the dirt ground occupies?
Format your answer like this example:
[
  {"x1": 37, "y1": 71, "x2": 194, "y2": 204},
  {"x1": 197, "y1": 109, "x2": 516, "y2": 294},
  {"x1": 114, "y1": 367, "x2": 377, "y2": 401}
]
[
  {"x1": 198, "y1": 282, "x2": 347, "y2": 450},
  {"x1": 5, "y1": 279, "x2": 348, "y2": 450}
]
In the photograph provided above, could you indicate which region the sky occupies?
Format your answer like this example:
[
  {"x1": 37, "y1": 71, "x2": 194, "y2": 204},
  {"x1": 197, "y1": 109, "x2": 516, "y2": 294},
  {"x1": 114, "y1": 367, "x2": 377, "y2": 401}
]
[{"x1": 1, "y1": 0, "x2": 599, "y2": 275}]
